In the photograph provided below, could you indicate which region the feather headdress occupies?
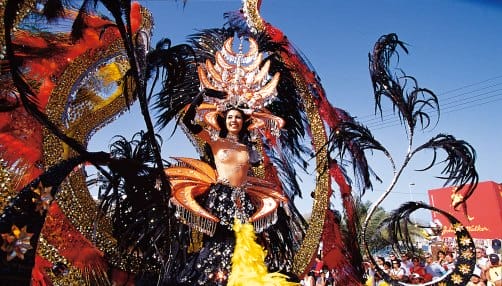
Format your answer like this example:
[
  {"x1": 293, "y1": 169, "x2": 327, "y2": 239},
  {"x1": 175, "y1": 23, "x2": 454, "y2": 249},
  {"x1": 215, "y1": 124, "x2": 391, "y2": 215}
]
[{"x1": 196, "y1": 36, "x2": 285, "y2": 138}]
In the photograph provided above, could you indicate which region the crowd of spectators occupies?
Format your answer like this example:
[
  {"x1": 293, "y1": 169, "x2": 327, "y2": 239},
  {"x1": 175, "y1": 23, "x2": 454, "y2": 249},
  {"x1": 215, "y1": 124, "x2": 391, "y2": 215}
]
[
  {"x1": 362, "y1": 248, "x2": 501, "y2": 286},
  {"x1": 299, "y1": 247, "x2": 501, "y2": 285}
]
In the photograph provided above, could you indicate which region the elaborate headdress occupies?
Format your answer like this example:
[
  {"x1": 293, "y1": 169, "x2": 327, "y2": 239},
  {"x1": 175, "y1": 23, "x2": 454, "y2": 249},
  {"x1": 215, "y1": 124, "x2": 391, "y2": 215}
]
[{"x1": 197, "y1": 37, "x2": 285, "y2": 137}]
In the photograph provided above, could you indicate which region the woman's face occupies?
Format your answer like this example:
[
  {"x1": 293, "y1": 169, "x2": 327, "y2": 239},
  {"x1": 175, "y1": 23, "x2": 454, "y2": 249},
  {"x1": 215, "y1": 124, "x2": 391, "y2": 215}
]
[{"x1": 226, "y1": 109, "x2": 244, "y2": 135}]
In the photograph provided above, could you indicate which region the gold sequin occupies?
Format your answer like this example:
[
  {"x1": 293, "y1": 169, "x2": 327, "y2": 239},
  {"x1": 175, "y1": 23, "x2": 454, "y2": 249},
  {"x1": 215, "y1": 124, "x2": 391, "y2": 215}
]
[{"x1": 290, "y1": 73, "x2": 330, "y2": 275}]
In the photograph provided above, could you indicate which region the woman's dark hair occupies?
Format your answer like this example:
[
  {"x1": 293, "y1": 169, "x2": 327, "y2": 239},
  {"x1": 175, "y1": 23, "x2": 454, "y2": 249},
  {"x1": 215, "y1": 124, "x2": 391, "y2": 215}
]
[{"x1": 436, "y1": 250, "x2": 445, "y2": 260}]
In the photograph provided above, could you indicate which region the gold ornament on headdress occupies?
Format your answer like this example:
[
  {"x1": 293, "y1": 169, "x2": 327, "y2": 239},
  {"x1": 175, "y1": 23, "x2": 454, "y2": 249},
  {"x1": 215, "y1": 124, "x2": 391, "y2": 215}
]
[{"x1": 197, "y1": 37, "x2": 284, "y2": 137}]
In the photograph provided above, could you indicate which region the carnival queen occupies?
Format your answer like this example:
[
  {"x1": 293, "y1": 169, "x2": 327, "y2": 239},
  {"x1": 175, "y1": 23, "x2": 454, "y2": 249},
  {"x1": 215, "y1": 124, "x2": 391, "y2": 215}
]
[{"x1": 163, "y1": 37, "x2": 297, "y2": 285}]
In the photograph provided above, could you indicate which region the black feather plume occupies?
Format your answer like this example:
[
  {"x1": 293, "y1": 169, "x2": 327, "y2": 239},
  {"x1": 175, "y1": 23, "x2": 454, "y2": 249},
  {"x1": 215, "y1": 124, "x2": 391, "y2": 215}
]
[
  {"x1": 413, "y1": 134, "x2": 478, "y2": 209},
  {"x1": 327, "y1": 116, "x2": 386, "y2": 193},
  {"x1": 99, "y1": 131, "x2": 172, "y2": 265},
  {"x1": 148, "y1": 40, "x2": 199, "y2": 129},
  {"x1": 369, "y1": 33, "x2": 439, "y2": 133}
]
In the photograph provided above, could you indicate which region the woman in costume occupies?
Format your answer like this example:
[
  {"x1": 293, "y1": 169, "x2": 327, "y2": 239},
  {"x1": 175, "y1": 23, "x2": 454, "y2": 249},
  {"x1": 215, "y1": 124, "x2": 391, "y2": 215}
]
[
  {"x1": 0, "y1": 0, "x2": 480, "y2": 285},
  {"x1": 163, "y1": 36, "x2": 298, "y2": 285}
]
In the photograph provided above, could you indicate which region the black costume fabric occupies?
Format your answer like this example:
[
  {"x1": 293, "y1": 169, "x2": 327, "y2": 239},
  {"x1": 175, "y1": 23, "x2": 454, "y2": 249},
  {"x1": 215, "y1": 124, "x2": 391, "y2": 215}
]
[
  {"x1": 173, "y1": 183, "x2": 254, "y2": 285},
  {"x1": 169, "y1": 181, "x2": 297, "y2": 285}
]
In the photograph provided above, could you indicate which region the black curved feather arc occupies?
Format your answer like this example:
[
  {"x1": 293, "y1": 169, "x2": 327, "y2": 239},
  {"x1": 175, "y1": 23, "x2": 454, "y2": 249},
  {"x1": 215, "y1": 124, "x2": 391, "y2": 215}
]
[{"x1": 373, "y1": 201, "x2": 476, "y2": 286}]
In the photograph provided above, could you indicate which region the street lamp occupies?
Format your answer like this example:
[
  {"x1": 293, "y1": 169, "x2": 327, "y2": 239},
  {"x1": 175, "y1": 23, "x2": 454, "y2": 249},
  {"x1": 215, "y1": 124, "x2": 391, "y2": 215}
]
[{"x1": 408, "y1": 182, "x2": 415, "y2": 201}]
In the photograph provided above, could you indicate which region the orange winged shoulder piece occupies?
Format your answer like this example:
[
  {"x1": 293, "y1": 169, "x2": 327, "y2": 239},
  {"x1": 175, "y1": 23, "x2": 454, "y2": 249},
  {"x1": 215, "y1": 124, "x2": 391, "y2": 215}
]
[{"x1": 165, "y1": 157, "x2": 285, "y2": 235}]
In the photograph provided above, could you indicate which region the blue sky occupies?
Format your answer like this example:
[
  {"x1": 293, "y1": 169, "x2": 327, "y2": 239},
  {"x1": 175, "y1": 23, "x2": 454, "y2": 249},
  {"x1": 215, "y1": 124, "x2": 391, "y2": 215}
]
[{"x1": 90, "y1": 0, "x2": 502, "y2": 216}]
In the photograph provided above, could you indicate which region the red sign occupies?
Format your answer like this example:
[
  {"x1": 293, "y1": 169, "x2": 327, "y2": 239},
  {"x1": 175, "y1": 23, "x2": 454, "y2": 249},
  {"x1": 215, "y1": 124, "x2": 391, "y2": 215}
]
[{"x1": 428, "y1": 181, "x2": 502, "y2": 239}]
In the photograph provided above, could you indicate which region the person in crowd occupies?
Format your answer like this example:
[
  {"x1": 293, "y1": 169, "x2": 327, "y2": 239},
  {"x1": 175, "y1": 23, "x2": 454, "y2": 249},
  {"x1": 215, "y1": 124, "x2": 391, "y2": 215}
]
[
  {"x1": 329, "y1": 268, "x2": 338, "y2": 286},
  {"x1": 410, "y1": 256, "x2": 431, "y2": 282},
  {"x1": 302, "y1": 271, "x2": 316, "y2": 286},
  {"x1": 400, "y1": 252, "x2": 413, "y2": 276},
  {"x1": 374, "y1": 272, "x2": 390, "y2": 286},
  {"x1": 477, "y1": 247, "x2": 491, "y2": 270},
  {"x1": 437, "y1": 250, "x2": 447, "y2": 268},
  {"x1": 389, "y1": 260, "x2": 406, "y2": 281},
  {"x1": 314, "y1": 255, "x2": 325, "y2": 277},
  {"x1": 363, "y1": 260, "x2": 375, "y2": 286},
  {"x1": 424, "y1": 252, "x2": 447, "y2": 280},
  {"x1": 375, "y1": 256, "x2": 386, "y2": 271},
  {"x1": 485, "y1": 253, "x2": 501, "y2": 286},
  {"x1": 322, "y1": 265, "x2": 333, "y2": 286},
  {"x1": 409, "y1": 273, "x2": 425, "y2": 284},
  {"x1": 474, "y1": 247, "x2": 490, "y2": 283},
  {"x1": 443, "y1": 252, "x2": 456, "y2": 272},
  {"x1": 467, "y1": 273, "x2": 487, "y2": 286},
  {"x1": 383, "y1": 261, "x2": 392, "y2": 275},
  {"x1": 389, "y1": 253, "x2": 398, "y2": 263},
  {"x1": 316, "y1": 270, "x2": 327, "y2": 286}
]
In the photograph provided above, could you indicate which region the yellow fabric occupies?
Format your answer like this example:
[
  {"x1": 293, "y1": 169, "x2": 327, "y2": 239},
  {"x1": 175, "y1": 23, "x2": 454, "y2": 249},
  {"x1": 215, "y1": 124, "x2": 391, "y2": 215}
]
[
  {"x1": 227, "y1": 220, "x2": 298, "y2": 286},
  {"x1": 98, "y1": 62, "x2": 123, "y2": 84},
  {"x1": 62, "y1": 68, "x2": 125, "y2": 159}
]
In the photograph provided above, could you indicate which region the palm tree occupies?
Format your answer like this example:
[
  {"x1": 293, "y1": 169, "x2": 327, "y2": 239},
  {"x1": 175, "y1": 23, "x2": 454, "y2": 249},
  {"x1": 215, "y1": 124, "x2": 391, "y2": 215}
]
[{"x1": 340, "y1": 199, "x2": 389, "y2": 255}]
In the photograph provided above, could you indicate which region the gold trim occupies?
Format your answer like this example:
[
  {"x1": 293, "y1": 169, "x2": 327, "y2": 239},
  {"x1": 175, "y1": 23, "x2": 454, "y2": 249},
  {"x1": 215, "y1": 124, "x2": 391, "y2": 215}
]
[
  {"x1": 43, "y1": 40, "x2": 128, "y2": 255},
  {"x1": 242, "y1": 0, "x2": 266, "y2": 33},
  {"x1": 290, "y1": 72, "x2": 330, "y2": 275},
  {"x1": 0, "y1": 0, "x2": 37, "y2": 60},
  {"x1": 0, "y1": 159, "x2": 17, "y2": 213},
  {"x1": 41, "y1": 5, "x2": 154, "y2": 275},
  {"x1": 37, "y1": 234, "x2": 90, "y2": 285}
]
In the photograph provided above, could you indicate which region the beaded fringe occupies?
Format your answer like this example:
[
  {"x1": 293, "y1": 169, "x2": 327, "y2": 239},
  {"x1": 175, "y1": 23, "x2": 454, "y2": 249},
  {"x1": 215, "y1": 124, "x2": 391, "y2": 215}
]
[
  {"x1": 252, "y1": 208, "x2": 278, "y2": 233},
  {"x1": 173, "y1": 203, "x2": 217, "y2": 236}
]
